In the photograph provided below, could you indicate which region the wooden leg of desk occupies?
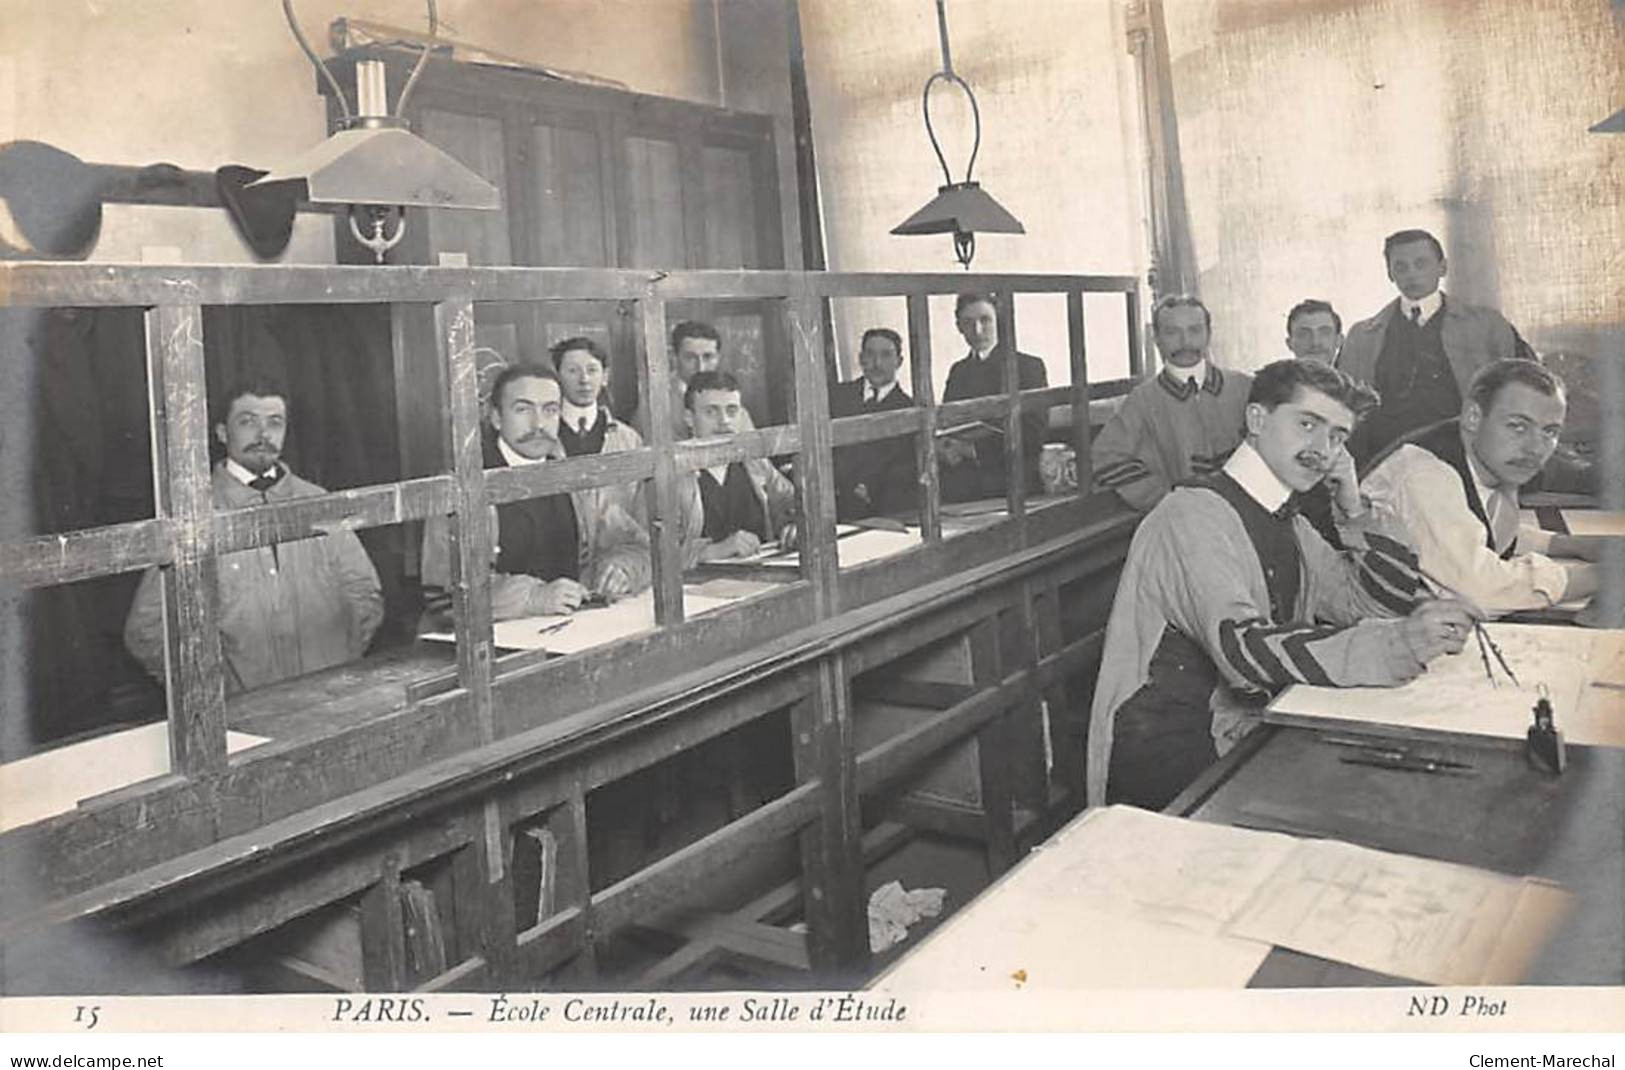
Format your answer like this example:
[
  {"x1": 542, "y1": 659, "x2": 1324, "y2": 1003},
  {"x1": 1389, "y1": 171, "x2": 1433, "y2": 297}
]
[
  {"x1": 971, "y1": 619, "x2": 1018, "y2": 875},
  {"x1": 360, "y1": 854, "x2": 408, "y2": 992},
  {"x1": 792, "y1": 661, "x2": 869, "y2": 977}
]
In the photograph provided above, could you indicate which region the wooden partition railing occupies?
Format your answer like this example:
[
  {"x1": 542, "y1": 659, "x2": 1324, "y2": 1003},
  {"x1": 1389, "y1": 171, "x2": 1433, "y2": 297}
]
[{"x1": 0, "y1": 263, "x2": 1143, "y2": 989}]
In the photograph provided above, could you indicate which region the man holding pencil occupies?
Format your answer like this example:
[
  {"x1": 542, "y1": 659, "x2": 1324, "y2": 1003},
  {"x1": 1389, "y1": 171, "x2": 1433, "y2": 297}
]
[
  {"x1": 1087, "y1": 359, "x2": 1478, "y2": 811},
  {"x1": 1358, "y1": 359, "x2": 1612, "y2": 617}
]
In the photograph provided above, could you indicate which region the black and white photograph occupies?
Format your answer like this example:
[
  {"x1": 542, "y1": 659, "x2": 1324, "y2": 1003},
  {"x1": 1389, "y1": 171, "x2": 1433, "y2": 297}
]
[{"x1": 1, "y1": 0, "x2": 1621, "y2": 1062}]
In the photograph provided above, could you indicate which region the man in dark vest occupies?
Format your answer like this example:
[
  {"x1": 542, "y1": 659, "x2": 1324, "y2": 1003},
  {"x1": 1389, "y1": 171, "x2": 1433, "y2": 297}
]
[
  {"x1": 1338, "y1": 228, "x2": 1528, "y2": 466},
  {"x1": 1357, "y1": 359, "x2": 1614, "y2": 617},
  {"x1": 938, "y1": 292, "x2": 1048, "y2": 502},
  {"x1": 1087, "y1": 359, "x2": 1476, "y2": 811},
  {"x1": 551, "y1": 335, "x2": 645, "y2": 520},
  {"x1": 829, "y1": 327, "x2": 918, "y2": 520},
  {"x1": 421, "y1": 364, "x2": 651, "y2": 620},
  {"x1": 677, "y1": 371, "x2": 800, "y2": 565}
]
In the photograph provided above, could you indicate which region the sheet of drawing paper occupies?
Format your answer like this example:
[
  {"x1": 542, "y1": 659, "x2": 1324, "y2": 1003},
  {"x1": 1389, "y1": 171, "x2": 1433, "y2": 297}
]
[
  {"x1": 874, "y1": 807, "x2": 1272, "y2": 990},
  {"x1": 425, "y1": 588, "x2": 743, "y2": 653},
  {"x1": 1223, "y1": 837, "x2": 1571, "y2": 985},
  {"x1": 1030, "y1": 806, "x2": 1300, "y2": 937},
  {"x1": 1267, "y1": 624, "x2": 1621, "y2": 747},
  {"x1": 0, "y1": 722, "x2": 269, "y2": 833}
]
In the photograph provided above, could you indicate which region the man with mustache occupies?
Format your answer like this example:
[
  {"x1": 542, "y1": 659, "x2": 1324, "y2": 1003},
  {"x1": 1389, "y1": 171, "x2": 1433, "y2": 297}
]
[
  {"x1": 1087, "y1": 359, "x2": 1477, "y2": 810},
  {"x1": 1093, "y1": 295, "x2": 1252, "y2": 512},
  {"x1": 420, "y1": 363, "x2": 652, "y2": 621},
  {"x1": 124, "y1": 375, "x2": 383, "y2": 692},
  {"x1": 829, "y1": 327, "x2": 918, "y2": 520},
  {"x1": 1339, "y1": 229, "x2": 1529, "y2": 466},
  {"x1": 1357, "y1": 359, "x2": 1611, "y2": 616}
]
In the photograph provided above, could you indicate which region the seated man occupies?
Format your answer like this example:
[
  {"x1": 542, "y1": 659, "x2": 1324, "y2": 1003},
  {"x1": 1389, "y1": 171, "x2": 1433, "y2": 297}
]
[
  {"x1": 551, "y1": 335, "x2": 645, "y2": 518},
  {"x1": 938, "y1": 292, "x2": 1047, "y2": 502},
  {"x1": 634, "y1": 319, "x2": 753, "y2": 441},
  {"x1": 1284, "y1": 298, "x2": 1343, "y2": 363},
  {"x1": 125, "y1": 374, "x2": 383, "y2": 692},
  {"x1": 1086, "y1": 359, "x2": 1477, "y2": 811},
  {"x1": 829, "y1": 327, "x2": 918, "y2": 520},
  {"x1": 1358, "y1": 358, "x2": 1612, "y2": 617},
  {"x1": 421, "y1": 364, "x2": 651, "y2": 621},
  {"x1": 1093, "y1": 295, "x2": 1251, "y2": 512},
  {"x1": 678, "y1": 371, "x2": 800, "y2": 565}
]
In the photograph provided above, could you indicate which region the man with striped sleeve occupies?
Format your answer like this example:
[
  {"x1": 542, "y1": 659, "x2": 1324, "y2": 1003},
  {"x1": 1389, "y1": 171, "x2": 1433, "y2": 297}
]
[
  {"x1": 1091, "y1": 295, "x2": 1252, "y2": 512},
  {"x1": 1086, "y1": 359, "x2": 1478, "y2": 810}
]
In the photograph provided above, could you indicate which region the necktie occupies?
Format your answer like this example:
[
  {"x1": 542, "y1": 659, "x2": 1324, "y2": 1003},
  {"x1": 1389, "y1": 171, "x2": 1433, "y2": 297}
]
[
  {"x1": 1485, "y1": 487, "x2": 1520, "y2": 555},
  {"x1": 248, "y1": 468, "x2": 281, "y2": 494},
  {"x1": 579, "y1": 416, "x2": 590, "y2": 435},
  {"x1": 1408, "y1": 305, "x2": 1423, "y2": 326}
]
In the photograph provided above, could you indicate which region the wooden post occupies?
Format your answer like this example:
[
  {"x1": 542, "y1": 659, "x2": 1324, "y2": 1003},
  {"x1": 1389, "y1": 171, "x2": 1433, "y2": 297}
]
[
  {"x1": 997, "y1": 291, "x2": 1026, "y2": 520},
  {"x1": 144, "y1": 303, "x2": 227, "y2": 776},
  {"x1": 788, "y1": 286, "x2": 838, "y2": 611},
  {"x1": 969, "y1": 617, "x2": 1018, "y2": 875},
  {"x1": 906, "y1": 293, "x2": 942, "y2": 542},
  {"x1": 438, "y1": 297, "x2": 496, "y2": 741},
  {"x1": 563, "y1": 782, "x2": 600, "y2": 980},
  {"x1": 1126, "y1": 287, "x2": 1146, "y2": 380},
  {"x1": 1067, "y1": 290, "x2": 1093, "y2": 493},
  {"x1": 790, "y1": 671, "x2": 867, "y2": 977},
  {"x1": 360, "y1": 853, "x2": 408, "y2": 991},
  {"x1": 635, "y1": 296, "x2": 685, "y2": 626}
]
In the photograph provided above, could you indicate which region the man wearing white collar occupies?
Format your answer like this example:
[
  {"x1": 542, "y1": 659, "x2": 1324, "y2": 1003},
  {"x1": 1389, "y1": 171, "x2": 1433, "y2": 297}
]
[
  {"x1": 1358, "y1": 359, "x2": 1612, "y2": 617},
  {"x1": 1338, "y1": 228, "x2": 1528, "y2": 466},
  {"x1": 1092, "y1": 294, "x2": 1252, "y2": 512},
  {"x1": 551, "y1": 335, "x2": 645, "y2": 519},
  {"x1": 1087, "y1": 359, "x2": 1477, "y2": 810},
  {"x1": 124, "y1": 375, "x2": 382, "y2": 692},
  {"x1": 829, "y1": 327, "x2": 918, "y2": 520},
  {"x1": 420, "y1": 363, "x2": 652, "y2": 621},
  {"x1": 937, "y1": 292, "x2": 1048, "y2": 502}
]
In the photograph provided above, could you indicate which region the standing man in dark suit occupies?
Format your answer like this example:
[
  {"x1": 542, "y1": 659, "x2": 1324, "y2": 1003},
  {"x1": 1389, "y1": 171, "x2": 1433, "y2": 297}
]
[
  {"x1": 1338, "y1": 228, "x2": 1528, "y2": 466},
  {"x1": 829, "y1": 327, "x2": 918, "y2": 520},
  {"x1": 938, "y1": 292, "x2": 1048, "y2": 502}
]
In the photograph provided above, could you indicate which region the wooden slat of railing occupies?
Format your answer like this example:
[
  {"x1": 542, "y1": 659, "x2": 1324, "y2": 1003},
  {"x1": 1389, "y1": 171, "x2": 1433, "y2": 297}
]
[
  {"x1": 0, "y1": 519, "x2": 170, "y2": 590},
  {"x1": 635, "y1": 298, "x2": 685, "y2": 628},
  {"x1": 671, "y1": 425, "x2": 800, "y2": 472},
  {"x1": 145, "y1": 303, "x2": 227, "y2": 776},
  {"x1": 0, "y1": 263, "x2": 1142, "y2": 308},
  {"x1": 788, "y1": 288, "x2": 837, "y2": 609},
  {"x1": 828, "y1": 406, "x2": 923, "y2": 449},
  {"x1": 1067, "y1": 290, "x2": 1093, "y2": 492},
  {"x1": 437, "y1": 298, "x2": 496, "y2": 744},
  {"x1": 483, "y1": 449, "x2": 655, "y2": 504},
  {"x1": 998, "y1": 290, "x2": 1027, "y2": 519},
  {"x1": 906, "y1": 293, "x2": 942, "y2": 543}
]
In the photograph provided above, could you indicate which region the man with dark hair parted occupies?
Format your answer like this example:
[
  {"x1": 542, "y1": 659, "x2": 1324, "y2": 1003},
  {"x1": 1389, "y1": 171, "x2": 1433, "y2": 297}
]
[
  {"x1": 829, "y1": 327, "x2": 918, "y2": 520},
  {"x1": 1086, "y1": 359, "x2": 1477, "y2": 810},
  {"x1": 124, "y1": 374, "x2": 383, "y2": 692},
  {"x1": 937, "y1": 292, "x2": 1048, "y2": 502},
  {"x1": 1285, "y1": 298, "x2": 1344, "y2": 363},
  {"x1": 1092, "y1": 294, "x2": 1252, "y2": 512},
  {"x1": 677, "y1": 370, "x2": 800, "y2": 564},
  {"x1": 1357, "y1": 358, "x2": 1618, "y2": 617},
  {"x1": 551, "y1": 335, "x2": 646, "y2": 519},
  {"x1": 420, "y1": 362, "x2": 652, "y2": 620},
  {"x1": 1339, "y1": 228, "x2": 1531, "y2": 465}
]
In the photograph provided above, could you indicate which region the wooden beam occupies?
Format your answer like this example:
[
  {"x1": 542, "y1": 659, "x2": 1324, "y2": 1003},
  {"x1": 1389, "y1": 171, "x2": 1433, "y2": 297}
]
[
  {"x1": 0, "y1": 263, "x2": 1140, "y2": 309},
  {"x1": 634, "y1": 297, "x2": 685, "y2": 627},
  {"x1": 144, "y1": 303, "x2": 227, "y2": 777},
  {"x1": 0, "y1": 519, "x2": 170, "y2": 590},
  {"x1": 906, "y1": 293, "x2": 942, "y2": 543},
  {"x1": 1067, "y1": 290, "x2": 1094, "y2": 493}
]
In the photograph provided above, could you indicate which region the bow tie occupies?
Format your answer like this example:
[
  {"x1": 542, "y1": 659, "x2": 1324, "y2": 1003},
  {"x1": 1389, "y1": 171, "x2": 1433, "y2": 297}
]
[
  {"x1": 248, "y1": 467, "x2": 282, "y2": 494},
  {"x1": 1272, "y1": 495, "x2": 1301, "y2": 523}
]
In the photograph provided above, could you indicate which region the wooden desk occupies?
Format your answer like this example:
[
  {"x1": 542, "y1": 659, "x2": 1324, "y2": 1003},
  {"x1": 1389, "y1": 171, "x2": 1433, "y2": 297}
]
[
  {"x1": 1521, "y1": 507, "x2": 1625, "y2": 538},
  {"x1": 1180, "y1": 725, "x2": 1625, "y2": 986},
  {"x1": 875, "y1": 725, "x2": 1622, "y2": 990}
]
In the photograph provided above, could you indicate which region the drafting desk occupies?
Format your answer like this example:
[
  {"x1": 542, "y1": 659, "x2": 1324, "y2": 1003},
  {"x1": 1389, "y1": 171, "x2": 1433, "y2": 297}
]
[
  {"x1": 1176, "y1": 724, "x2": 1624, "y2": 986},
  {"x1": 874, "y1": 725, "x2": 1622, "y2": 989},
  {"x1": 1520, "y1": 506, "x2": 1625, "y2": 539}
]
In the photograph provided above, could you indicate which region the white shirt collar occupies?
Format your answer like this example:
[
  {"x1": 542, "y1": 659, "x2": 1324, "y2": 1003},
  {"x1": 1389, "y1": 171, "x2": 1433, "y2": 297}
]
[
  {"x1": 1161, "y1": 358, "x2": 1208, "y2": 388},
  {"x1": 1461, "y1": 433, "x2": 1504, "y2": 500},
  {"x1": 561, "y1": 400, "x2": 599, "y2": 432},
  {"x1": 969, "y1": 346, "x2": 995, "y2": 362},
  {"x1": 1400, "y1": 289, "x2": 1444, "y2": 326},
  {"x1": 497, "y1": 435, "x2": 547, "y2": 467},
  {"x1": 863, "y1": 379, "x2": 900, "y2": 403},
  {"x1": 1222, "y1": 440, "x2": 1293, "y2": 514},
  {"x1": 705, "y1": 463, "x2": 731, "y2": 484},
  {"x1": 225, "y1": 458, "x2": 276, "y2": 485}
]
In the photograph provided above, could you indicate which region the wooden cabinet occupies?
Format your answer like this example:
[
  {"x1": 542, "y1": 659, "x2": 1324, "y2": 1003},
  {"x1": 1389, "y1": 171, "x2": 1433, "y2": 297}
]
[{"x1": 322, "y1": 52, "x2": 791, "y2": 485}]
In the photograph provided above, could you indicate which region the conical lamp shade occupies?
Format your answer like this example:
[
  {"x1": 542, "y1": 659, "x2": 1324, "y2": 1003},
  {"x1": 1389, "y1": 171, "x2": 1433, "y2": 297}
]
[
  {"x1": 891, "y1": 182, "x2": 1025, "y2": 236},
  {"x1": 1590, "y1": 107, "x2": 1625, "y2": 134}
]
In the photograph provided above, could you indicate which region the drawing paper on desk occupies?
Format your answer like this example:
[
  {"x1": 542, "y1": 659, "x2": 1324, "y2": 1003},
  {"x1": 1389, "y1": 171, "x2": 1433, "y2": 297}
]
[
  {"x1": 1267, "y1": 623, "x2": 1624, "y2": 747},
  {"x1": 1226, "y1": 838, "x2": 1571, "y2": 986},
  {"x1": 742, "y1": 526, "x2": 921, "y2": 569},
  {"x1": 490, "y1": 590, "x2": 738, "y2": 654},
  {"x1": 0, "y1": 722, "x2": 269, "y2": 834},
  {"x1": 1035, "y1": 805, "x2": 1298, "y2": 936}
]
